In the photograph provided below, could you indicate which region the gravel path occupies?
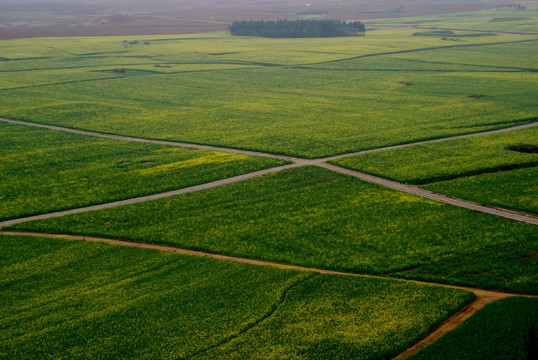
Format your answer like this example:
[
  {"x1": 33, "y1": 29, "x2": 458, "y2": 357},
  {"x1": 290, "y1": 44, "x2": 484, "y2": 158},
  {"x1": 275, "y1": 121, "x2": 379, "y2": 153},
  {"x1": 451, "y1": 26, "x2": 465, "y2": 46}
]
[
  {"x1": 318, "y1": 162, "x2": 538, "y2": 225},
  {"x1": 0, "y1": 118, "x2": 299, "y2": 163},
  {"x1": 2, "y1": 117, "x2": 536, "y2": 163},
  {"x1": 1, "y1": 117, "x2": 536, "y2": 227},
  {"x1": 323, "y1": 121, "x2": 538, "y2": 161},
  {"x1": 0, "y1": 163, "x2": 299, "y2": 229}
]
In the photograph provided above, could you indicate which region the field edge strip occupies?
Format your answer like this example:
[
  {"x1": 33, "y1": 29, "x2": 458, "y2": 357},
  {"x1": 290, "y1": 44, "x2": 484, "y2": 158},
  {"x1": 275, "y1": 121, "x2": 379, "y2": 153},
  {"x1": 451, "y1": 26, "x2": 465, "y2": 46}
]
[
  {"x1": 0, "y1": 163, "x2": 299, "y2": 229},
  {"x1": 0, "y1": 117, "x2": 298, "y2": 162},
  {"x1": 2, "y1": 230, "x2": 536, "y2": 299},
  {"x1": 316, "y1": 162, "x2": 538, "y2": 225},
  {"x1": 323, "y1": 120, "x2": 538, "y2": 161}
]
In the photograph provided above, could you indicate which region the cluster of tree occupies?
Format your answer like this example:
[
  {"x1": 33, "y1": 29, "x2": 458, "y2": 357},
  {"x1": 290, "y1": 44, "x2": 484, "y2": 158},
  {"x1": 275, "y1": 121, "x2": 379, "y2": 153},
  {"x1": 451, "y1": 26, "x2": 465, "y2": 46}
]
[
  {"x1": 507, "y1": 4, "x2": 526, "y2": 10},
  {"x1": 228, "y1": 19, "x2": 365, "y2": 38}
]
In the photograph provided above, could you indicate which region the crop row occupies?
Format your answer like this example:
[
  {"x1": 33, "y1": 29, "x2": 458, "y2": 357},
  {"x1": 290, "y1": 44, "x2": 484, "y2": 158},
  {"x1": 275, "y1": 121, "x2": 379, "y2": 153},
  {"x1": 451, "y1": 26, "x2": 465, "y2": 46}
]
[
  {"x1": 10, "y1": 166, "x2": 537, "y2": 293},
  {"x1": 0, "y1": 235, "x2": 472, "y2": 360},
  {"x1": 0, "y1": 121, "x2": 285, "y2": 221}
]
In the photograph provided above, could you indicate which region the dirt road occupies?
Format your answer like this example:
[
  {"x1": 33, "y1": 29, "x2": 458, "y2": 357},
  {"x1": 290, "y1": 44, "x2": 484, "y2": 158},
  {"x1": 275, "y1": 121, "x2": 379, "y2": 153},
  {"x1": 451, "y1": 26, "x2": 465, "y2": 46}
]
[{"x1": 1, "y1": 230, "x2": 535, "y2": 359}]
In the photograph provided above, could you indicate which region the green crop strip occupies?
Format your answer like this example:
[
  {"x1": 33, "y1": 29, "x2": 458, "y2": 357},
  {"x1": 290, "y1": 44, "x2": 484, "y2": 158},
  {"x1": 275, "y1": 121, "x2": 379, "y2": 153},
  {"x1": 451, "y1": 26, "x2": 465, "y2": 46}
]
[
  {"x1": 331, "y1": 126, "x2": 537, "y2": 212},
  {"x1": 1, "y1": 32, "x2": 537, "y2": 158},
  {"x1": 423, "y1": 167, "x2": 537, "y2": 214},
  {"x1": 0, "y1": 235, "x2": 472, "y2": 359},
  {"x1": 331, "y1": 127, "x2": 538, "y2": 184},
  {"x1": 408, "y1": 297, "x2": 538, "y2": 360},
  {"x1": 0, "y1": 121, "x2": 286, "y2": 221},
  {"x1": 10, "y1": 166, "x2": 537, "y2": 293}
]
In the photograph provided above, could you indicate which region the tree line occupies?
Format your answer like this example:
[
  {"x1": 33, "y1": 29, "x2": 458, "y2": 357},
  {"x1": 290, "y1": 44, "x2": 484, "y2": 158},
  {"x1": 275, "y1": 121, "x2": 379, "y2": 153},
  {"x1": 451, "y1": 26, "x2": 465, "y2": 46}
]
[{"x1": 228, "y1": 19, "x2": 365, "y2": 38}]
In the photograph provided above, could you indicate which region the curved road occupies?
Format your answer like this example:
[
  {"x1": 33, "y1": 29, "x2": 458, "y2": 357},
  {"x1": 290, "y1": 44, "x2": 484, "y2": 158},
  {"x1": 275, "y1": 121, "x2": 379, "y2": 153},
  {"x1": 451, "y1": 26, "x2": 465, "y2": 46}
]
[{"x1": 1, "y1": 230, "x2": 536, "y2": 359}]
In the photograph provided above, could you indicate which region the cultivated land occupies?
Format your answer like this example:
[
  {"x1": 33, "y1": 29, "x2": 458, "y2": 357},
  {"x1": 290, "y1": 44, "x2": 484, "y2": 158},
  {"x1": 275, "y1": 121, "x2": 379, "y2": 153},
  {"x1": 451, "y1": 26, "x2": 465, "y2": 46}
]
[
  {"x1": 332, "y1": 126, "x2": 538, "y2": 185},
  {"x1": 332, "y1": 126, "x2": 538, "y2": 213},
  {"x1": 1, "y1": 28, "x2": 537, "y2": 158},
  {"x1": 0, "y1": 235, "x2": 473, "y2": 360},
  {"x1": 1, "y1": 5, "x2": 537, "y2": 359},
  {"x1": 408, "y1": 297, "x2": 538, "y2": 360},
  {"x1": 10, "y1": 166, "x2": 537, "y2": 294},
  {"x1": 0, "y1": 121, "x2": 286, "y2": 221},
  {"x1": 367, "y1": 6, "x2": 538, "y2": 34}
]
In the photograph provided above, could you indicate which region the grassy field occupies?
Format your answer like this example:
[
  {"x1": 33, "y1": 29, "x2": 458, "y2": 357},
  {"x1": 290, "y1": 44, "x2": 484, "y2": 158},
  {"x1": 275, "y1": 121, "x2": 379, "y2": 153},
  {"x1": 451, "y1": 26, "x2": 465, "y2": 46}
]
[
  {"x1": 0, "y1": 121, "x2": 285, "y2": 221},
  {"x1": 423, "y1": 167, "x2": 537, "y2": 214},
  {"x1": 1, "y1": 31, "x2": 537, "y2": 157},
  {"x1": 10, "y1": 166, "x2": 537, "y2": 293},
  {"x1": 332, "y1": 126, "x2": 538, "y2": 185},
  {"x1": 408, "y1": 297, "x2": 538, "y2": 360},
  {"x1": 367, "y1": 6, "x2": 538, "y2": 34},
  {"x1": 0, "y1": 235, "x2": 473, "y2": 360},
  {"x1": 331, "y1": 126, "x2": 537, "y2": 212}
]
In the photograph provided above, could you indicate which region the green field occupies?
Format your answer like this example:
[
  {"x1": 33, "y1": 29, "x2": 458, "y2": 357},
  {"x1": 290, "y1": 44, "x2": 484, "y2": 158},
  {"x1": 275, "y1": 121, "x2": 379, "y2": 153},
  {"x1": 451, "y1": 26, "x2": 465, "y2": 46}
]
[
  {"x1": 423, "y1": 167, "x2": 538, "y2": 213},
  {"x1": 408, "y1": 297, "x2": 538, "y2": 360},
  {"x1": 10, "y1": 166, "x2": 537, "y2": 293},
  {"x1": 0, "y1": 235, "x2": 473, "y2": 360},
  {"x1": 1, "y1": 30, "x2": 537, "y2": 158},
  {"x1": 331, "y1": 126, "x2": 537, "y2": 212},
  {"x1": 0, "y1": 121, "x2": 285, "y2": 221},
  {"x1": 2, "y1": 5, "x2": 537, "y2": 358},
  {"x1": 332, "y1": 126, "x2": 538, "y2": 184},
  {"x1": 367, "y1": 6, "x2": 538, "y2": 34}
]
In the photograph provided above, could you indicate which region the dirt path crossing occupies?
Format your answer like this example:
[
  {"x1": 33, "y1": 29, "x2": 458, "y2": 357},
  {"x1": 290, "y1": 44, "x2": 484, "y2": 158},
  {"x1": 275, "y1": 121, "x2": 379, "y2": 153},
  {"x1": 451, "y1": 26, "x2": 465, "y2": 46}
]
[{"x1": 1, "y1": 117, "x2": 537, "y2": 228}]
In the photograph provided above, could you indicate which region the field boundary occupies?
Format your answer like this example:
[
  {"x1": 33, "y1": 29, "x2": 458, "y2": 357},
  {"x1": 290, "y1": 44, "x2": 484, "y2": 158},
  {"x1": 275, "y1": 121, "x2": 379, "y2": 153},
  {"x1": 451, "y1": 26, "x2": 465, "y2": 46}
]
[
  {"x1": 1, "y1": 230, "x2": 536, "y2": 359},
  {"x1": 317, "y1": 162, "x2": 538, "y2": 225},
  {"x1": 2, "y1": 117, "x2": 536, "y2": 162},
  {"x1": 0, "y1": 163, "x2": 300, "y2": 228},
  {"x1": 1, "y1": 117, "x2": 537, "y2": 227},
  {"x1": 2, "y1": 231, "x2": 536, "y2": 297}
]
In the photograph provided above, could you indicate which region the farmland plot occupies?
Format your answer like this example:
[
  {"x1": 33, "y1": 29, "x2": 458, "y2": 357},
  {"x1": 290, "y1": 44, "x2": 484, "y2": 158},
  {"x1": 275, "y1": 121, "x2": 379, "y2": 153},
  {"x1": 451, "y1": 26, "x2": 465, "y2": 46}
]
[
  {"x1": 0, "y1": 121, "x2": 285, "y2": 221},
  {"x1": 10, "y1": 167, "x2": 537, "y2": 293},
  {"x1": 1, "y1": 32, "x2": 537, "y2": 157},
  {"x1": 0, "y1": 235, "x2": 472, "y2": 360},
  {"x1": 331, "y1": 127, "x2": 537, "y2": 212}
]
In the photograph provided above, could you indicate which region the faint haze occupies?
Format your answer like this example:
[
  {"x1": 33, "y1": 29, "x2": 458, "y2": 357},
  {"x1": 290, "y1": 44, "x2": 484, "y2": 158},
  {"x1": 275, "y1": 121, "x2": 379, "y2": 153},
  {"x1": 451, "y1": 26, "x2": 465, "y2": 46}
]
[{"x1": 0, "y1": 0, "x2": 530, "y2": 40}]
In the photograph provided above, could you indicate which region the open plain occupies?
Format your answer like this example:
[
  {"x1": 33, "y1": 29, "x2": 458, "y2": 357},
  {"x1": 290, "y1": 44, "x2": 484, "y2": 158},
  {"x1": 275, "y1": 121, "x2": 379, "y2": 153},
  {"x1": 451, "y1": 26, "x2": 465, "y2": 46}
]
[{"x1": 1, "y1": 2, "x2": 537, "y2": 359}]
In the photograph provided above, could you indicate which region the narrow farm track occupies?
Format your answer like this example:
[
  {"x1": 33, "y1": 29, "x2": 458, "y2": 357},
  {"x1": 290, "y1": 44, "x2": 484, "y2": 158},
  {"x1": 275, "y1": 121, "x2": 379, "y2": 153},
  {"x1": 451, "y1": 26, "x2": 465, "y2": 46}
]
[
  {"x1": 323, "y1": 120, "x2": 538, "y2": 161},
  {"x1": 317, "y1": 162, "x2": 538, "y2": 225},
  {"x1": 1, "y1": 117, "x2": 537, "y2": 227},
  {"x1": 0, "y1": 117, "x2": 298, "y2": 162},
  {"x1": 2, "y1": 117, "x2": 536, "y2": 163},
  {"x1": 1, "y1": 231, "x2": 536, "y2": 359},
  {"x1": 391, "y1": 290, "x2": 514, "y2": 360},
  {"x1": 0, "y1": 163, "x2": 299, "y2": 229}
]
